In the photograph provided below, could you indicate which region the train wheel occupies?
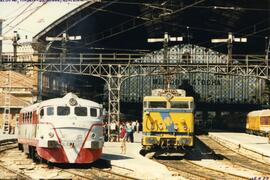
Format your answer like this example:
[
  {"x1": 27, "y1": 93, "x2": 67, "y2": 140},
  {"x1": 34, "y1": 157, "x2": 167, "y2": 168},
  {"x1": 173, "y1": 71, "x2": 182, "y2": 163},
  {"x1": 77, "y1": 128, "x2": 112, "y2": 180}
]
[{"x1": 139, "y1": 149, "x2": 147, "y2": 156}]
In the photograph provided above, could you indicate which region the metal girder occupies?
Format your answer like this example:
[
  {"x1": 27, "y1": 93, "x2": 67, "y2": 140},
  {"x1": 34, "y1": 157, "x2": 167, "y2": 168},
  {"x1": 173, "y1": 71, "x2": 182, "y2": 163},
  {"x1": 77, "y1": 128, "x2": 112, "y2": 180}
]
[
  {"x1": 1, "y1": 52, "x2": 270, "y2": 125},
  {"x1": 36, "y1": 62, "x2": 270, "y2": 79}
]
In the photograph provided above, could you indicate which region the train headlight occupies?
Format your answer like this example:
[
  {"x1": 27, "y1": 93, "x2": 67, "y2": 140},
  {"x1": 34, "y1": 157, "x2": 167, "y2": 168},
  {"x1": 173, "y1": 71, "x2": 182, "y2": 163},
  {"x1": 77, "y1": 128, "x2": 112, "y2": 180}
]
[
  {"x1": 69, "y1": 98, "x2": 77, "y2": 106},
  {"x1": 159, "y1": 123, "x2": 163, "y2": 130},
  {"x1": 146, "y1": 137, "x2": 158, "y2": 144},
  {"x1": 91, "y1": 133, "x2": 96, "y2": 139},
  {"x1": 182, "y1": 122, "x2": 188, "y2": 131},
  {"x1": 48, "y1": 132, "x2": 54, "y2": 138},
  {"x1": 179, "y1": 138, "x2": 191, "y2": 145},
  {"x1": 174, "y1": 123, "x2": 178, "y2": 130},
  {"x1": 183, "y1": 125, "x2": 188, "y2": 131}
]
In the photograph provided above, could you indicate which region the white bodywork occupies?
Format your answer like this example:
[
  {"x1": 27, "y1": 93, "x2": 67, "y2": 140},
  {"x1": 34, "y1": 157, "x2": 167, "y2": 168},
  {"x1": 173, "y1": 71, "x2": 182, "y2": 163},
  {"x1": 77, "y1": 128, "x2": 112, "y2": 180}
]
[{"x1": 18, "y1": 93, "x2": 104, "y2": 163}]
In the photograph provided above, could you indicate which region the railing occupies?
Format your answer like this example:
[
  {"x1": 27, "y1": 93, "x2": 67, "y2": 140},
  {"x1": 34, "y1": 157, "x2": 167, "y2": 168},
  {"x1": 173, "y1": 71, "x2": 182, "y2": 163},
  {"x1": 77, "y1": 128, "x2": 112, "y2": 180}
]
[{"x1": 0, "y1": 52, "x2": 268, "y2": 65}]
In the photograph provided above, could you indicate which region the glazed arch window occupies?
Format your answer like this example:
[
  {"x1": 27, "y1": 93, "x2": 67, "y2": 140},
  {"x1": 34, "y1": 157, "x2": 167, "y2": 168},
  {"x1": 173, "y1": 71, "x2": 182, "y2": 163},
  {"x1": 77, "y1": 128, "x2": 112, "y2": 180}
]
[
  {"x1": 47, "y1": 107, "x2": 54, "y2": 116},
  {"x1": 90, "y1": 108, "x2": 97, "y2": 117},
  {"x1": 75, "y1": 107, "x2": 87, "y2": 116},
  {"x1": 57, "y1": 106, "x2": 70, "y2": 116}
]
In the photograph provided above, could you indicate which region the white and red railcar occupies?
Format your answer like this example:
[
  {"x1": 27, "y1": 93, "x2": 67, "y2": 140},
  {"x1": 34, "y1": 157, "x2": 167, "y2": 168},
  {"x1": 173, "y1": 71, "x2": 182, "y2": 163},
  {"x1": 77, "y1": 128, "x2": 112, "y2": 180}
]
[{"x1": 17, "y1": 93, "x2": 104, "y2": 163}]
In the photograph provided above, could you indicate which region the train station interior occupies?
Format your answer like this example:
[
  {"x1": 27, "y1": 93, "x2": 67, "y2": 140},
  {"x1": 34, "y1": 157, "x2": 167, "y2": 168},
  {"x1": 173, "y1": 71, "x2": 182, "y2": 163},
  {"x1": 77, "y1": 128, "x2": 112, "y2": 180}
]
[
  {"x1": 1, "y1": 0, "x2": 269, "y2": 132},
  {"x1": 0, "y1": 1, "x2": 270, "y2": 179}
]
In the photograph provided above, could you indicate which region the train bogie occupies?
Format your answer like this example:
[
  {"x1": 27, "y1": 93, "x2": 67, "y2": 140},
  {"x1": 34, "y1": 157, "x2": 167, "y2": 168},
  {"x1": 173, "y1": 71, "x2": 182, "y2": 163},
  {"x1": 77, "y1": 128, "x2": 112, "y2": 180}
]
[{"x1": 18, "y1": 93, "x2": 104, "y2": 163}]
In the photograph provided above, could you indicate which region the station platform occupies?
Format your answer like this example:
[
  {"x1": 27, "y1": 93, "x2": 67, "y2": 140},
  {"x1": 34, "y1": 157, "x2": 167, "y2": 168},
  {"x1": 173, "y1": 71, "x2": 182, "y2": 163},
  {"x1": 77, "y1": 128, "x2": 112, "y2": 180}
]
[
  {"x1": 209, "y1": 132, "x2": 270, "y2": 163},
  {"x1": 101, "y1": 132, "x2": 174, "y2": 180},
  {"x1": 0, "y1": 134, "x2": 16, "y2": 141}
]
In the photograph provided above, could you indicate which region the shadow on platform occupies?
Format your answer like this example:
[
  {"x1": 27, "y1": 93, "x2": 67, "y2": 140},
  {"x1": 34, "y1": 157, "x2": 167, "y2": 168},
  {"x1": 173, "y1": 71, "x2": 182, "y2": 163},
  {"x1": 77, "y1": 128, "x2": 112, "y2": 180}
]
[{"x1": 102, "y1": 153, "x2": 133, "y2": 160}]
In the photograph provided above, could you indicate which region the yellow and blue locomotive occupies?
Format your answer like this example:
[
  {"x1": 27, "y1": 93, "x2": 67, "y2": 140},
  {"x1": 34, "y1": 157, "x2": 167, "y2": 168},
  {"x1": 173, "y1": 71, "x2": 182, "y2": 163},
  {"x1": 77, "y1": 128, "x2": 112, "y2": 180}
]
[{"x1": 141, "y1": 89, "x2": 194, "y2": 157}]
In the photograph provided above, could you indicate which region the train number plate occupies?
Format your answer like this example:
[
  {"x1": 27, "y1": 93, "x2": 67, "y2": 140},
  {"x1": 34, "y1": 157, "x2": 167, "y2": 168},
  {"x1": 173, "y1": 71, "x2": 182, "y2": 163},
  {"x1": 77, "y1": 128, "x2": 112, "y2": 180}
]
[{"x1": 61, "y1": 140, "x2": 83, "y2": 147}]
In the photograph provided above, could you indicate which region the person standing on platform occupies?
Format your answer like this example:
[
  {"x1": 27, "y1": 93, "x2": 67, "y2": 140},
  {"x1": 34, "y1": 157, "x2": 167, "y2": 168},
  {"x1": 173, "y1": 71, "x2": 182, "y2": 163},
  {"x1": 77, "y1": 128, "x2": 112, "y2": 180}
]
[
  {"x1": 136, "y1": 120, "x2": 139, "y2": 133},
  {"x1": 132, "y1": 121, "x2": 136, "y2": 132},
  {"x1": 126, "y1": 121, "x2": 134, "y2": 142},
  {"x1": 110, "y1": 120, "x2": 117, "y2": 142},
  {"x1": 103, "y1": 122, "x2": 108, "y2": 142},
  {"x1": 119, "y1": 123, "x2": 127, "y2": 154}
]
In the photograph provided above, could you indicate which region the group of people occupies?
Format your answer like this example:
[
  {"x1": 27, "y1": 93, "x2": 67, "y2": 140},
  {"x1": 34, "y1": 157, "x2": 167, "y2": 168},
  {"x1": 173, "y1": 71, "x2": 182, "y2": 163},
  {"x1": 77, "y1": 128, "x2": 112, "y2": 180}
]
[
  {"x1": 119, "y1": 120, "x2": 140, "y2": 154},
  {"x1": 103, "y1": 120, "x2": 141, "y2": 154}
]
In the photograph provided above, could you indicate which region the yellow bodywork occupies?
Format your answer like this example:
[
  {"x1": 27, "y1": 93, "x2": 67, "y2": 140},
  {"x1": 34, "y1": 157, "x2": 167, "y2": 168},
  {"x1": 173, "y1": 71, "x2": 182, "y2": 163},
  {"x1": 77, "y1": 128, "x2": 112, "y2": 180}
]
[
  {"x1": 246, "y1": 109, "x2": 270, "y2": 133},
  {"x1": 142, "y1": 96, "x2": 194, "y2": 148}
]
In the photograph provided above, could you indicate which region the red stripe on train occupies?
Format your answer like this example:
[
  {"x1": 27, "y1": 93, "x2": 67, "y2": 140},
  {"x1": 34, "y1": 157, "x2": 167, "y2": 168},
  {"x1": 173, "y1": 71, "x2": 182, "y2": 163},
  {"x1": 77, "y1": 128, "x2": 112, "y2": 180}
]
[
  {"x1": 75, "y1": 149, "x2": 102, "y2": 163},
  {"x1": 75, "y1": 123, "x2": 103, "y2": 163},
  {"x1": 37, "y1": 147, "x2": 69, "y2": 163}
]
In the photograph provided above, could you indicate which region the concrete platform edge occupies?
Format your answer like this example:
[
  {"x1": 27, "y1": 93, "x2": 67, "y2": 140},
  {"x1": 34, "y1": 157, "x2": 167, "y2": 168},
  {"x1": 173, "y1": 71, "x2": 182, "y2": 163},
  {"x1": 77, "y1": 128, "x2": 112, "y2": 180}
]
[{"x1": 209, "y1": 133, "x2": 270, "y2": 164}]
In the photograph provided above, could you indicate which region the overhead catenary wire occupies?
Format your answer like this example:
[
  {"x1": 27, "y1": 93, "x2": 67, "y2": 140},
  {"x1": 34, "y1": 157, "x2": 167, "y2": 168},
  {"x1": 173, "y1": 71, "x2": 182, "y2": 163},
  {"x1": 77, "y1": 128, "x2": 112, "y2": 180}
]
[
  {"x1": 193, "y1": 5, "x2": 270, "y2": 12},
  {"x1": 3, "y1": 2, "x2": 29, "y2": 20},
  {"x1": 70, "y1": 0, "x2": 206, "y2": 50},
  {"x1": 2, "y1": 2, "x2": 34, "y2": 33},
  {"x1": 4, "y1": 2, "x2": 47, "y2": 35}
]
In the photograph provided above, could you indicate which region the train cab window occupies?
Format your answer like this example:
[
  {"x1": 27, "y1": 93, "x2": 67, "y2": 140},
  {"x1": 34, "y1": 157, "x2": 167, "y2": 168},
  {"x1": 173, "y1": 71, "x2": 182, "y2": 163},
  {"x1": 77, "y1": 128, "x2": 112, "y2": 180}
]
[
  {"x1": 47, "y1": 107, "x2": 54, "y2": 116},
  {"x1": 40, "y1": 109, "x2": 44, "y2": 118},
  {"x1": 57, "y1": 106, "x2": 70, "y2": 116},
  {"x1": 171, "y1": 101, "x2": 189, "y2": 109},
  {"x1": 75, "y1": 107, "x2": 87, "y2": 116},
  {"x1": 90, "y1": 108, "x2": 97, "y2": 117},
  {"x1": 149, "y1": 101, "x2": 166, "y2": 108}
]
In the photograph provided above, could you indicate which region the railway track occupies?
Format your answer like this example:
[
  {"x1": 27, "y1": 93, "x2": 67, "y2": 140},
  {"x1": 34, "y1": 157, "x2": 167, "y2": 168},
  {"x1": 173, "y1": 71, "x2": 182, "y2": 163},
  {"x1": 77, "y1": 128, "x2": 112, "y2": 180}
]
[
  {"x1": 156, "y1": 158, "x2": 248, "y2": 180},
  {"x1": 0, "y1": 138, "x2": 139, "y2": 179},
  {"x1": 0, "y1": 138, "x2": 32, "y2": 179},
  {"x1": 60, "y1": 166, "x2": 139, "y2": 180},
  {"x1": 198, "y1": 135, "x2": 270, "y2": 177}
]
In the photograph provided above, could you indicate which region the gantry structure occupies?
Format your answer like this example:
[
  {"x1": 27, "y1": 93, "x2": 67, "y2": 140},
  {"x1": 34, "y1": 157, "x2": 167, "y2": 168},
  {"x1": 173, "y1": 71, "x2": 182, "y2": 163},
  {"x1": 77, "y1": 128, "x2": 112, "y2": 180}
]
[{"x1": 1, "y1": 45, "x2": 269, "y2": 128}]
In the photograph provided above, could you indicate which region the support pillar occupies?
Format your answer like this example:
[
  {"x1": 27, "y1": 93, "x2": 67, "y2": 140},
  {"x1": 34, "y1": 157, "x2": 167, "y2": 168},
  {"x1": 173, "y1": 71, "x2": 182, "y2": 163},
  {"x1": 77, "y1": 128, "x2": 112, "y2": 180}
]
[{"x1": 108, "y1": 65, "x2": 122, "y2": 139}]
